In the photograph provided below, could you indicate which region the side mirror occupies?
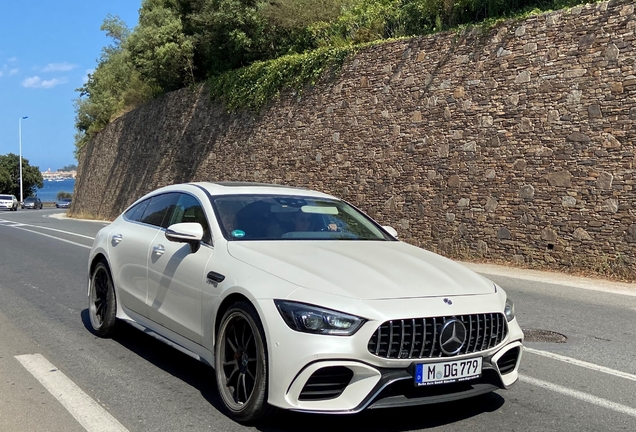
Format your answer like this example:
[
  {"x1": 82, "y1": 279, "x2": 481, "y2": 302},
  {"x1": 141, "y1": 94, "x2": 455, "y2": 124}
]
[
  {"x1": 382, "y1": 225, "x2": 398, "y2": 238},
  {"x1": 165, "y1": 222, "x2": 204, "y2": 253}
]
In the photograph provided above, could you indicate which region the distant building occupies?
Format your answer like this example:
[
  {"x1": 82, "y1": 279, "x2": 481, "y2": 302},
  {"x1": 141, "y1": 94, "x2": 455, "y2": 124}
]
[{"x1": 41, "y1": 168, "x2": 76, "y2": 181}]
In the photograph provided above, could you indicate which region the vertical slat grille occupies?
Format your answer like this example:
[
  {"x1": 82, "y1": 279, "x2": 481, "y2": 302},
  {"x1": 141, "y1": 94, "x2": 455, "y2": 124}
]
[{"x1": 367, "y1": 313, "x2": 509, "y2": 359}]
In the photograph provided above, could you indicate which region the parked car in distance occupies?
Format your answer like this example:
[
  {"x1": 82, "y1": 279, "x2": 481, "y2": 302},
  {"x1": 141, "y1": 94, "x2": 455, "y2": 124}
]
[
  {"x1": 56, "y1": 198, "x2": 72, "y2": 208},
  {"x1": 0, "y1": 194, "x2": 19, "y2": 211},
  {"x1": 22, "y1": 196, "x2": 43, "y2": 209},
  {"x1": 87, "y1": 182, "x2": 523, "y2": 423}
]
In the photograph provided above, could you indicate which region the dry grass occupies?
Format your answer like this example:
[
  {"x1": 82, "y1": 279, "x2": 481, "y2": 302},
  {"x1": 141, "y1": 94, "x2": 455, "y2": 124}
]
[{"x1": 67, "y1": 210, "x2": 112, "y2": 222}]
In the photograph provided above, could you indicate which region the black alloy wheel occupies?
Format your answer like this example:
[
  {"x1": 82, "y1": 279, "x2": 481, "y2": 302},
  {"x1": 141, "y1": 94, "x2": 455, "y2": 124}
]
[
  {"x1": 215, "y1": 301, "x2": 272, "y2": 423},
  {"x1": 88, "y1": 261, "x2": 118, "y2": 337}
]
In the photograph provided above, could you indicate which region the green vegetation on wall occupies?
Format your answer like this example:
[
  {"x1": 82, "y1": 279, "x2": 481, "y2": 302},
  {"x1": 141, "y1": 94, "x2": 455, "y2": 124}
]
[
  {"x1": 74, "y1": 0, "x2": 600, "y2": 151},
  {"x1": 208, "y1": 46, "x2": 356, "y2": 111}
]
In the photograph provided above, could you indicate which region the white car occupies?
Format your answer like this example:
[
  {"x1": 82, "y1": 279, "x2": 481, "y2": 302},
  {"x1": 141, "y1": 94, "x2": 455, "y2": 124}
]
[
  {"x1": 0, "y1": 194, "x2": 19, "y2": 211},
  {"x1": 87, "y1": 182, "x2": 523, "y2": 422}
]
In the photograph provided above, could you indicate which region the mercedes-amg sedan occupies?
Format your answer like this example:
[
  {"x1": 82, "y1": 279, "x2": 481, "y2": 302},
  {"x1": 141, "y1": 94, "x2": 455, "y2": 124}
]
[{"x1": 87, "y1": 182, "x2": 523, "y2": 422}]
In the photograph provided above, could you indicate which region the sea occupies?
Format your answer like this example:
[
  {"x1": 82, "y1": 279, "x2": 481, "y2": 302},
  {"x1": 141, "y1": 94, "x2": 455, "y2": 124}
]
[{"x1": 36, "y1": 178, "x2": 76, "y2": 202}]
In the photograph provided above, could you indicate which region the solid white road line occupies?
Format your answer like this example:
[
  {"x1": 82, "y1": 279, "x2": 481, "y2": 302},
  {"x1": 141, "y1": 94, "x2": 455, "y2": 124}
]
[
  {"x1": 12, "y1": 226, "x2": 92, "y2": 249},
  {"x1": 520, "y1": 375, "x2": 636, "y2": 418},
  {"x1": 0, "y1": 218, "x2": 94, "y2": 239},
  {"x1": 525, "y1": 347, "x2": 636, "y2": 383},
  {"x1": 15, "y1": 354, "x2": 129, "y2": 432}
]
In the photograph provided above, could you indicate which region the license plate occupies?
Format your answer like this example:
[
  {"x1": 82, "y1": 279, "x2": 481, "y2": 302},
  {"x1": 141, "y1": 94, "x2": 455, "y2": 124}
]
[{"x1": 414, "y1": 357, "x2": 482, "y2": 386}]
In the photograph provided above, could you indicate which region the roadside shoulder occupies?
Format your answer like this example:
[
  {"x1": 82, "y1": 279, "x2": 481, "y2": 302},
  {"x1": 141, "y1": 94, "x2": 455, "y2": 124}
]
[{"x1": 460, "y1": 261, "x2": 636, "y2": 297}]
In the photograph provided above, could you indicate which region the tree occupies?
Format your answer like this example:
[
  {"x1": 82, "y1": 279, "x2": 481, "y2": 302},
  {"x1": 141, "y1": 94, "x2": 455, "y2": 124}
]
[
  {"x1": 261, "y1": 0, "x2": 347, "y2": 29},
  {"x1": 74, "y1": 15, "x2": 156, "y2": 151},
  {"x1": 126, "y1": 0, "x2": 196, "y2": 91},
  {"x1": 57, "y1": 191, "x2": 73, "y2": 200},
  {"x1": 0, "y1": 167, "x2": 11, "y2": 194},
  {"x1": 59, "y1": 164, "x2": 77, "y2": 171},
  {"x1": 0, "y1": 153, "x2": 44, "y2": 198}
]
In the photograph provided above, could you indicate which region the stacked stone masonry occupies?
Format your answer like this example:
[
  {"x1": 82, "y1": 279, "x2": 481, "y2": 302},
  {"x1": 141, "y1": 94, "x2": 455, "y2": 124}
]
[{"x1": 75, "y1": 0, "x2": 636, "y2": 277}]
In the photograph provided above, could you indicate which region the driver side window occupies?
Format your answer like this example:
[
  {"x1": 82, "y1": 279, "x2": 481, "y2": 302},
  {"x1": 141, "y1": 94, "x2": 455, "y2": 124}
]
[{"x1": 168, "y1": 193, "x2": 211, "y2": 244}]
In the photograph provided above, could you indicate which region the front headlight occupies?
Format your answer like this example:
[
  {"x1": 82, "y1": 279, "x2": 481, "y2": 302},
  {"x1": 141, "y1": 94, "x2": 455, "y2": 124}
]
[
  {"x1": 504, "y1": 298, "x2": 515, "y2": 322},
  {"x1": 274, "y1": 300, "x2": 365, "y2": 336}
]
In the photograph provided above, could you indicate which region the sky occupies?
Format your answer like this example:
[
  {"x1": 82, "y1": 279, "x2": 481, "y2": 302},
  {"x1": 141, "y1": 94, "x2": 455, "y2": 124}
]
[{"x1": 0, "y1": 0, "x2": 142, "y2": 172}]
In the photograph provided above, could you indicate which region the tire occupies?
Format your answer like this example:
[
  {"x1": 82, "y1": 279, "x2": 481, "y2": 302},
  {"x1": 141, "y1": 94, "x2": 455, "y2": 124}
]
[
  {"x1": 215, "y1": 301, "x2": 273, "y2": 423},
  {"x1": 88, "y1": 261, "x2": 118, "y2": 337}
]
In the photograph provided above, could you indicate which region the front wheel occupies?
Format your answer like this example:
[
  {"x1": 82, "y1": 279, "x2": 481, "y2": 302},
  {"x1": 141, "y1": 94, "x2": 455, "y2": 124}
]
[
  {"x1": 88, "y1": 261, "x2": 118, "y2": 337},
  {"x1": 215, "y1": 301, "x2": 272, "y2": 423}
]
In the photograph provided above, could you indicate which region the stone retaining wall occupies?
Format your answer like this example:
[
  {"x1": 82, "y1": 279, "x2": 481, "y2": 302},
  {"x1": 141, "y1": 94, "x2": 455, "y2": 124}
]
[{"x1": 74, "y1": 0, "x2": 636, "y2": 278}]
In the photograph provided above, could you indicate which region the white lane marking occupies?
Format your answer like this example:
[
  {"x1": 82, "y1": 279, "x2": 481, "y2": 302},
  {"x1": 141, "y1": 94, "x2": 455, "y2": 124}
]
[
  {"x1": 15, "y1": 354, "x2": 129, "y2": 432},
  {"x1": 0, "y1": 220, "x2": 24, "y2": 226},
  {"x1": 0, "y1": 218, "x2": 94, "y2": 239},
  {"x1": 13, "y1": 226, "x2": 91, "y2": 249},
  {"x1": 525, "y1": 347, "x2": 636, "y2": 383},
  {"x1": 520, "y1": 375, "x2": 636, "y2": 418}
]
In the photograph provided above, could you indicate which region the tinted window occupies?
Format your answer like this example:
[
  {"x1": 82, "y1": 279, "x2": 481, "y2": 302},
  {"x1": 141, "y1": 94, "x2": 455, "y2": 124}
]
[
  {"x1": 212, "y1": 194, "x2": 393, "y2": 241},
  {"x1": 140, "y1": 193, "x2": 179, "y2": 228},
  {"x1": 0, "y1": 195, "x2": 12, "y2": 200},
  {"x1": 124, "y1": 199, "x2": 150, "y2": 222},
  {"x1": 168, "y1": 193, "x2": 211, "y2": 243}
]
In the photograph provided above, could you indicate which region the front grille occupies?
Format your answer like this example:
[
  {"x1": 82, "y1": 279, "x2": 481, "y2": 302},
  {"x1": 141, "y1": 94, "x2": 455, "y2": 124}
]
[
  {"x1": 299, "y1": 366, "x2": 354, "y2": 401},
  {"x1": 367, "y1": 313, "x2": 508, "y2": 359},
  {"x1": 496, "y1": 347, "x2": 520, "y2": 374}
]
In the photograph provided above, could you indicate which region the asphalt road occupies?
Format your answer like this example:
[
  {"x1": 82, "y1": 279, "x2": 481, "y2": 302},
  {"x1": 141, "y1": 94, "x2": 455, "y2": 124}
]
[{"x1": 1, "y1": 208, "x2": 635, "y2": 432}]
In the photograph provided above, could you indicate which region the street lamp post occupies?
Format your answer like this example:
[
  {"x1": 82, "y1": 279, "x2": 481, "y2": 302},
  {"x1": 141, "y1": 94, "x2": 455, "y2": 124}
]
[{"x1": 19, "y1": 116, "x2": 28, "y2": 205}]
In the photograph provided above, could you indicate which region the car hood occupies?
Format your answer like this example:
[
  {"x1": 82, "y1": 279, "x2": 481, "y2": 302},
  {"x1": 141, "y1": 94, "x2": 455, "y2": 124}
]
[{"x1": 227, "y1": 241, "x2": 494, "y2": 300}]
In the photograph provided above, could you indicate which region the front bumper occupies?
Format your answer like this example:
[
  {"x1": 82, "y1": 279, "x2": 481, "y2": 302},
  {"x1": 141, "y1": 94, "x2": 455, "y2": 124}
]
[{"x1": 259, "y1": 297, "x2": 523, "y2": 413}]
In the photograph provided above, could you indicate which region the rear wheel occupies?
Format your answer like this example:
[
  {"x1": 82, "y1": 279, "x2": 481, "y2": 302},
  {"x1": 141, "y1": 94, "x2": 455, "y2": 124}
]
[
  {"x1": 88, "y1": 261, "x2": 118, "y2": 337},
  {"x1": 215, "y1": 301, "x2": 272, "y2": 423}
]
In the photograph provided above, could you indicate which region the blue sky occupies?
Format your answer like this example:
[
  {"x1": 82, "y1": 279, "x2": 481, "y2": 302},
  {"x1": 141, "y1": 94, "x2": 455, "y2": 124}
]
[{"x1": 0, "y1": 0, "x2": 141, "y2": 172}]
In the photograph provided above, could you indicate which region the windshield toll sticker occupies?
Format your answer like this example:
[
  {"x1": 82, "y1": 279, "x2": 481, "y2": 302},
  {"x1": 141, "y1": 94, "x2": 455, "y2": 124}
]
[{"x1": 231, "y1": 229, "x2": 246, "y2": 238}]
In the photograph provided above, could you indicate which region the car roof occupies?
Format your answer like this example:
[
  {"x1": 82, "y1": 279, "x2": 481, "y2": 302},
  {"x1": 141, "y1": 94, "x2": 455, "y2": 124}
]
[{"x1": 151, "y1": 182, "x2": 338, "y2": 200}]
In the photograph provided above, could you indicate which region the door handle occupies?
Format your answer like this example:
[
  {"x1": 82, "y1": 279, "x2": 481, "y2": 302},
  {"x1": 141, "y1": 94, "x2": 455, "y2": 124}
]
[
  {"x1": 111, "y1": 234, "x2": 123, "y2": 246},
  {"x1": 153, "y1": 244, "x2": 165, "y2": 256}
]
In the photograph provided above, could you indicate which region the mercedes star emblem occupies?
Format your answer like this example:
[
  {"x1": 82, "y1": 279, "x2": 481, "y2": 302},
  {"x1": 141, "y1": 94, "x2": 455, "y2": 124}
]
[{"x1": 439, "y1": 318, "x2": 467, "y2": 355}]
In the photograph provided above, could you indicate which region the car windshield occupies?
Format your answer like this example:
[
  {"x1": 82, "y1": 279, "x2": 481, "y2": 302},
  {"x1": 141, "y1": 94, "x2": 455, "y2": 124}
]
[
  {"x1": 0, "y1": 195, "x2": 12, "y2": 200},
  {"x1": 60, "y1": 198, "x2": 71, "y2": 202},
  {"x1": 25, "y1": 197, "x2": 36, "y2": 202},
  {"x1": 211, "y1": 194, "x2": 393, "y2": 241}
]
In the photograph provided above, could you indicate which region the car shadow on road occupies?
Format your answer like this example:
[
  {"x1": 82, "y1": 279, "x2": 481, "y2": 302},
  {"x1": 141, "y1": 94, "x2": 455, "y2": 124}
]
[
  {"x1": 258, "y1": 392, "x2": 505, "y2": 432},
  {"x1": 81, "y1": 309, "x2": 505, "y2": 431},
  {"x1": 80, "y1": 309, "x2": 227, "y2": 414}
]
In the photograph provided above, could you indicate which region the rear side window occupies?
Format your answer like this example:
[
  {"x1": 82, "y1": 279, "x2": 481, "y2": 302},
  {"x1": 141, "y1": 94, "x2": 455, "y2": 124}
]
[{"x1": 140, "y1": 193, "x2": 179, "y2": 228}]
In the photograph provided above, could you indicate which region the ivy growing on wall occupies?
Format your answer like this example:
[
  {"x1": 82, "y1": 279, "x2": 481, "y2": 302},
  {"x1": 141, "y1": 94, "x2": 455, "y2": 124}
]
[{"x1": 207, "y1": 46, "x2": 357, "y2": 112}]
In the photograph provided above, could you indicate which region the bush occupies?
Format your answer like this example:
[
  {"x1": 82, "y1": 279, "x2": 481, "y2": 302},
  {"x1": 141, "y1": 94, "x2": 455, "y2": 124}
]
[{"x1": 57, "y1": 191, "x2": 73, "y2": 200}]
